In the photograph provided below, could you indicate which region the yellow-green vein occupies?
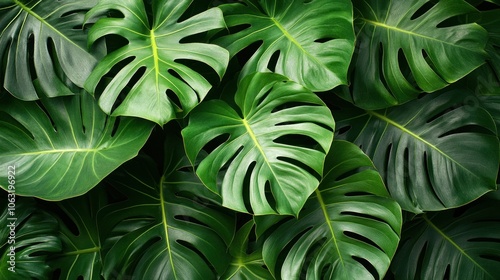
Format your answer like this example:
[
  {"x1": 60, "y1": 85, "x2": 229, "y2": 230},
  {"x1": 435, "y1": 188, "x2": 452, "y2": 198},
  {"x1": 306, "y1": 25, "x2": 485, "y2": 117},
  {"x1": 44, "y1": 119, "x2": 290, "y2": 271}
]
[
  {"x1": 159, "y1": 176, "x2": 178, "y2": 279},
  {"x1": 315, "y1": 188, "x2": 344, "y2": 267}
]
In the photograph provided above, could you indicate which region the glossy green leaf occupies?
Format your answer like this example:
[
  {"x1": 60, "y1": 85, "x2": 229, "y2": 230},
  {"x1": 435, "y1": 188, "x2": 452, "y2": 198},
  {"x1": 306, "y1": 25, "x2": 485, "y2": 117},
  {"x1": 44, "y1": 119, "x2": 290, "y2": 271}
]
[
  {"x1": 0, "y1": 92, "x2": 154, "y2": 200},
  {"x1": 334, "y1": 89, "x2": 499, "y2": 213},
  {"x1": 220, "y1": 221, "x2": 274, "y2": 280},
  {"x1": 46, "y1": 187, "x2": 107, "y2": 279},
  {"x1": 99, "y1": 137, "x2": 235, "y2": 280},
  {"x1": 261, "y1": 140, "x2": 402, "y2": 280},
  {"x1": 85, "y1": 0, "x2": 229, "y2": 125},
  {"x1": 0, "y1": 197, "x2": 60, "y2": 280},
  {"x1": 0, "y1": 0, "x2": 101, "y2": 100},
  {"x1": 477, "y1": 9, "x2": 500, "y2": 80},
  {"x1": 392, "y1": 200, "x2": 500, "y2": 279},
  {"x1": 214, "y1": 0, "x2": 355, "y2": 91},
  {"x1": 349, "y1": 0, "x2": 488, "y2": 109},
  {"x1": 182, "y1": 72, "x2": 335, "y2": 215}
]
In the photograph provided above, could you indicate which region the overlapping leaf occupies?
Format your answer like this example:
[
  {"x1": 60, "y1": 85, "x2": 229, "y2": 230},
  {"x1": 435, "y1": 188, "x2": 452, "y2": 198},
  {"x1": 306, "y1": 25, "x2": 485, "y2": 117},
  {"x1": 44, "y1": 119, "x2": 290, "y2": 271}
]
[
  {"x1": 182, "y1": 72, "x2": 335, "y2": 216},
  {"x1": 99, "y1": 137, "x2": 235, "y2": 280},
  {"x1": 334, "y1": 89, "x2": 499, "y2": 213},
  {"x1": 85, "y1": 0, "x2": 229, "y2": 125},
  {"x1": 261, "y1": 140, "x2": 402, "y2": 280},
  {"x1": 349, "y1": 0, "x2": 488, "y2": 109},
  {"x1": 214, "y1": 0, "x2": 355, "y2": 91},
  {"x1": 0, "y1": 197, "x2": 60, "y2": 280},
  {"x1": 0, "y1": 0, "x2": 101, "y2": 100},
  {"x1": 0, "y1": 92, "x2": 154, "y2": 200},
  {"x1": 392, "y1": 200, "x2": 500, "y2": 279}
]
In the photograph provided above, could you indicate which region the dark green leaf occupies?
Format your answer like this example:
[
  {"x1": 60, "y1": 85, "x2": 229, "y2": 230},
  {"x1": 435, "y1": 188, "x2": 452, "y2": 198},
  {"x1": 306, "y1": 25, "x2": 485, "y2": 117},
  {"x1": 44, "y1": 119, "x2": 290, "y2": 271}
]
[
  {"x1": 392, "y1": 200, "x2": 500, "y2": 279},
  {"x1": 334, "y1": 89, "x2": 499, "y2": 213},
  {"x1": 0, "y1": 0, "x2": 101, "y2": 99},
  {"x1": 349, "y1": 0, "x2": 488, "y2": 109},
  {"x1": 261, "y1": 140, "x2": 402, "y2": 280},
  {"x1": 182, "y1": 72, "x2": 335, "y2": 215}
]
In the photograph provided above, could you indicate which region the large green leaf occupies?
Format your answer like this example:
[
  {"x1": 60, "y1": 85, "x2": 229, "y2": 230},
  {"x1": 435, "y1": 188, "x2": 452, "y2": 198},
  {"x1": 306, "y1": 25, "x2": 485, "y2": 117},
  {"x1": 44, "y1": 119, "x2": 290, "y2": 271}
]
[
  {"x1": 0, "y1": 91, "x2": 154, "y2": 200},
  {"x1": 348, "y1": 0, "x2": 488, "y2": 109},
  {"x1": 260, "y1": 140, "x2": 402, "y2": 280},
  {"x1": 220, "y1": 220, "x2": 274, "y2": 280},
  {"x1": 99, "y1": 137, "x2": 235, "y2": 279},
  {"x1": 0, "y1": 0, "x2": 101, "y2": 100},
  {"x1": 392, "y1": 200, "x2": 500, "y2": 279},
  {"x1": 333, "y1": 89, "x2": 499, "y2": 213},
  {"x1": 214, "y1": 0, "x2": 355, "y2": 91},
  {"x1": 0, "y1": 197, "x2": 60, "y2": 280},
  {"x1": 45, "y1": 187, "x2": 107, "y2": 279},
  {"x1": 182, "y1": 72, "x2": 335, "y2": 216},
  {"x1": 85, "y1": 0, "x2": 229, "y2": 125}
]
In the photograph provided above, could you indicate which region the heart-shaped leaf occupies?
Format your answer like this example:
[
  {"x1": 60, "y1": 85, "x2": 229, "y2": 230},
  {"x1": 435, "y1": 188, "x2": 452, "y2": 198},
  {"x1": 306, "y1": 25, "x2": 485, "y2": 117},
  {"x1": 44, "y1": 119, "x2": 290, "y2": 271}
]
[
  {"x1": 182, "y1": 72, "x2": 335, "y2": 216},
  {"x1": 348, "y1": 0, "x2": 488, "y2": 109},
  {"x1": 260, "y1": 140, "x2": 402, "y2": 280},
  {"x1": 392, "y1": 200, "x2": 500, "y2": 279},
  {"x1": 333, "y1": 88, "x2": 499, "y2": 213},
  {"x1": 0, "y1": 91, "x2": 154, "y2": 200},
  {"x1": 99, "y1": 136, "x2": 235, "y2": 280},
  {"x1": 85, "y1": 0, "x2": 229, "y2": 125},
  {"x1": 0, "y1": 0, "x2": 102, "y2": 100},
  {"x1": 214, "y1": 0, "x2": 355, "y2": 91}
]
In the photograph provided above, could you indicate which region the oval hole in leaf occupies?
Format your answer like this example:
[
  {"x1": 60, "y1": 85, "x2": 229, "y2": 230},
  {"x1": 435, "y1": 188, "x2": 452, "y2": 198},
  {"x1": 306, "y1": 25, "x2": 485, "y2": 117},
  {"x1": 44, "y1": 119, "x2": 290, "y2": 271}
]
[
  {"x1": 410, "y1": 2, "x2": 437, "y2": 21},
  {"x1": 177, "y1": 240, "x2": 217, "y2": 275}
]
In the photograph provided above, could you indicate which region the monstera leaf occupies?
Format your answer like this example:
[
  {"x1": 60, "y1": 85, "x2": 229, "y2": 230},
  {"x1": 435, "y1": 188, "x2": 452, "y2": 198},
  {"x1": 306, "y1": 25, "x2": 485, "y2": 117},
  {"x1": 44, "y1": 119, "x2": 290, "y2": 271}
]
[
  {"x1": 46, "y1": 187, "x2": 107, "y2": 279},
  {"x1": 99, "y1": 137, "x2": 235, "y2": 279},
  {"x1": 220, "y1": 221, "x2": 273, "y2": 280},
  {"x1": 0, "y1": 91, "x2": 154, "y2": 200},
  {"x1": 85, "y1": 0, "x2": 229, "y2": 125},
  {"x1": 477, "y1": 9, "x2": 500, "y2": 80},
  {"x1": 392, "y1": 200, "x2": 500, "y2": 279},
  {"x1": 182, "y1": 72, "x2": 335, "y2": 216},
  {"x1": 0, "y1": 197, "x2": 60, "y2": 280},
  {"x1": 333, "y1": 88, "x2": 499, "y2": 213},
  {"x1": 214, "y1": 0, "x2": 355, "y2": 91},
  {"x1": 0, "y1": 0, "x2": 102, "y2": 100},
  {"x1": 348, "y1": 0, "x2": 488, "y2": 109},
  {"x1": 260, "y1": 140, "x2": 402, "y2": 280}
]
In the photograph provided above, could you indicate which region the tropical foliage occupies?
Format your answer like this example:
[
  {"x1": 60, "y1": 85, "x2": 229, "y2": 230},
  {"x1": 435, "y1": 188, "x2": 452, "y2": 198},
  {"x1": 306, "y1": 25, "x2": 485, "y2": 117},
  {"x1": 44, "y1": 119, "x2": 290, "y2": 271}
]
[{"x1": 0, "y1": 0, "x2": 499, "y2": 279}]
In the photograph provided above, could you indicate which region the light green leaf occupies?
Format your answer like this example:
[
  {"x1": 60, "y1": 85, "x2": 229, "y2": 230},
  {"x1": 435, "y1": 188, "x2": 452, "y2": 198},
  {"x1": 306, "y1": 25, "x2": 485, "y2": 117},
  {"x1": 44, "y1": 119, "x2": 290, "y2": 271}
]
[
  {"x1": 0, "y1": 91, "x2": 154, "y2": 200},
  {"x1": 261, "y1": 140, "x2": 402, "y2": 280},
  {"x1": 334, "y1": 88, "x2": 499, "y2": 213},
  {"x1": 214, "y1": 0, "x2": 355, "y2": 91},
  {"x1": 182, "y1": 72, "x2": 335, "y2": 216},
  {"x1": 392, "y1": 200, "x2": 500, "y2": 279},
  {"x1": 349, "y1": 0, "x2": 488, "y2": 109},
  {"x1": 0, "y1": 0, "x2": 102, "y2": 100},
  {"x1": 85, "y1": 0, "x2": 229, "y2": 125},
  {"x1": 0, "y1": 197, "x2": 60, "y2": 280},
  {"x1": 99, "y1": 136, "x2": 235, "y2": 280},
  {"x1": 220, "y1": 221, "x2": 274, "y2": 280}
]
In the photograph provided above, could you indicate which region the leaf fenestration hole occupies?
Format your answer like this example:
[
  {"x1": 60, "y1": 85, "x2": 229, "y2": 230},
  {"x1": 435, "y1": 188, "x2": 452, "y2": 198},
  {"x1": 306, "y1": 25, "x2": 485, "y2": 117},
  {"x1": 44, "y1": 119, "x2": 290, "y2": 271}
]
[
  {"x1": 277, "y1": 156, "x2": 322, "y2": 181},
  {"x1": 314, "y1": 37, "x2": 335, "y2": 43},
  {"x1": 264, "y1": 180, "x2": 277, "y2": 211},
  {"x1": 201, "y1": 133, "x2": 231, "y2": 154},
  {"x1": 242, "y1": 161, "x2": 256, "y2": 214},
  {"x1": 268, "y1": 50, "x2": 280, "y2": 72},
  {"x1": 410, "y1": 1, "x2": 436, "y2": 21},
  {"x1": 166, "y1": 89, "x2": 183, "y2": 110},
  {"x1": 351, "y1": 256, "x2": 379, "y2": 280},
  {"x1": 177, "y1": 240, "x2": 217, "y2": 275}
]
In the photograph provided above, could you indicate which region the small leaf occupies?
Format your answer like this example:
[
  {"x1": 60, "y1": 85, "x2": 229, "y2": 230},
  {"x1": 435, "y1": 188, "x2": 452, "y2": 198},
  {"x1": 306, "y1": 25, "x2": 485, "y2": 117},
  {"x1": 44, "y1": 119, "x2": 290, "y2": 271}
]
[
  {"x1": 214, "y1": 0, "x2": 355, "y2": 91},
  {"x1": 182, "y1": 72, "x2": 335, "y2": 216},
  {"x1": 85, "y1": 0, "x2": 229, "y2": 125},
  {"x1": 261, "y1": 140, "x2": 402, "y2": 280},
  {"x1": 0, "y1": 92, "x2": 154, "y2": 200},
  {"x1": 334, "y1": 88, "x2": 499, "y2": 213}
]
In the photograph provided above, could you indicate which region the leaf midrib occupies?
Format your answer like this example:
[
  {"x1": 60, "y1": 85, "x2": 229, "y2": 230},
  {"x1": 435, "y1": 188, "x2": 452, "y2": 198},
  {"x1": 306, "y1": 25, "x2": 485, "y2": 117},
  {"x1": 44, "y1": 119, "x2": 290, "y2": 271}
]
[
  {"x1": 423, "y1": 214, "x2": 492, "y2": 278},
  {"x1": 159, "y1": 176, "x2": 178, "y2": 279},
  {"x1": 360, "y1": 18, "x2": 481, "y2": 53},
  {"x1": 315, "y1": 188, "x2": 344, "y2": 267}
]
